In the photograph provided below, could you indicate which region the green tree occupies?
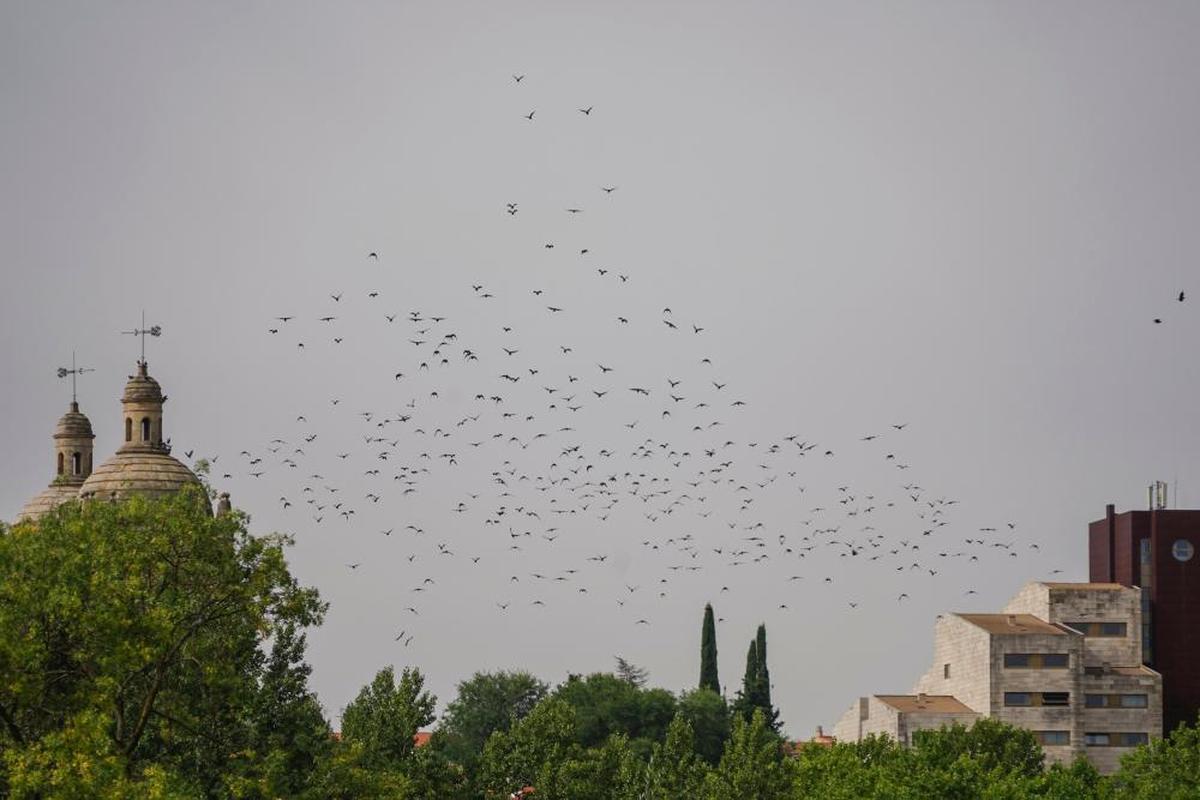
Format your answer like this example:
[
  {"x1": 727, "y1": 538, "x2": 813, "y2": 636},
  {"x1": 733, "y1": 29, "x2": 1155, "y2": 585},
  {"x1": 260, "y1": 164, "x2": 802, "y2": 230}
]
[
  {"x1": 699, "y1": 603, "x2": 720, "y2": 695},
  {"x1": 637, "y1": 714, "x2": 709, "y2": 799},
  {"x1": 910, "y1": 717, "x2": 1044, "y2": 779},
  {"x1": 0, "y1": 489, "x2": 324, "y2": 793},
  {"x1": 553, "y1": 672, "x2": 676, "y2": 755},
  {"x1": 676, "y1": 688, "x2": 731, "y2": 765},
  {"x1": 614, "y1": 656, "x2": 648, "y2": 688},
  {"x1": 437, "y1": 670, "x2": 548, "y2": 769},
  {"x1": 340, "y1": 666, "x2": 436, "y2": 769},
  {"x1": 703, "y1": 709, "x2": 791, "y2": 799},
  {"x1": 732, "y1": 626, "x2": 780, "y2": 732},
  {"x1": 477, "y1": 698, "x2": 578, "y2": 800},
  {"x1": 1111, "y1": 716, "x2": 1200, "y2": 799}
]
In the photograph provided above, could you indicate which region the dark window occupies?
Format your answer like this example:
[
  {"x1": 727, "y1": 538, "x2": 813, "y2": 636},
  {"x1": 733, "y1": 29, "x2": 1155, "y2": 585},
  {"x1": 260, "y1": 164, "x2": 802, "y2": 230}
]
[
  {"x1": 1121, "y1": 695, "x2": 1148, "y2": 709},
  {"x1": 1101, "y1": 622, "x2": 1127, "y2": 637},
  {"x1": 1116, "y1": 732, "x2": 1149, "y2": 747},
  {"x1": 1036, "y1": 731, "x2": 1070, "y2": 746},
  {"x1": 1085, "y1": 694, "x2": 1107, "y2": 708},
  {"x1": 1085, "y1": 666, "x2": 1104, "y2": 676},
  {"x1": 1004, "y1": 692, "x2": 1032, "y2": 707},
  {"x1": 1084, "y1": 733, "x2": 1110, "y2": 747},
  {"x1": 57, "y1": 452, "x2": 64, "y2": 475},
  {"x1": 1041, "y1": 692, "x2": 1070, "y2": 707},
  {"x1": 1004, "y1": 653, "x2": 1030, "y2": 668},
  {"x1": 1042, "y1": 653, "x2": 1069, "y2": 668},
  {"x1": 71, "y1": 452, "x2": 81, "y2": 475},
  {"x1": 943, "y1": 663, "x2": 951, "y2": 679},
  {"x1": 125, "y1": 417, "x2": 132, "y2": 442},
  {"x1": 141, "y1": 418, "x2": 151, "y2": 442}
]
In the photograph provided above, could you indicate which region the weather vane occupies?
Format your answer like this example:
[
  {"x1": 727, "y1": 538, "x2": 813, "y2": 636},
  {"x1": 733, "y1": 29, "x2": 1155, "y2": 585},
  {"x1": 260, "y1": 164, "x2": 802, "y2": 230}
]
[
  {"x1": 121, "y1": 311, "x2": 162, "y2": 364},
  {"x1": 56, "y1": 351, "x2": 94, "y2": 403}
]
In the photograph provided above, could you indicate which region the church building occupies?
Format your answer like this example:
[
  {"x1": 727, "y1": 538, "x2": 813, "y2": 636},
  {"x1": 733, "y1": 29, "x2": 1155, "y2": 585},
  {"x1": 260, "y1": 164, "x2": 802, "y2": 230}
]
[{"x1": 17, "y1": 359, "x2": 218, "y2": 521}]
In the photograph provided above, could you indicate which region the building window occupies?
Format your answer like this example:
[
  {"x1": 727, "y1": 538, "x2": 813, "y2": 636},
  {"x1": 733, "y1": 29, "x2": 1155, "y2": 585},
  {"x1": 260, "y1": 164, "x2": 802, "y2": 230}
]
[
  {"x1": 1004, "y1": 692, "x2": 1033, "y2": 707},
  {"x1": 1035, "y1": 731, "x2": 1070, "y2": 746},
  {"x1": 71, "y1": 452, "x2": 81, "y2": 475},
  {"x1": 1085, "y1": 694, "x2": 1148, "y2": 709},
  {"x1": 1005, "y1": 692, "x2": 1070, "y2": 707},
  {"x1": 943, "y1": 663, "x2": 951, "y2": 679},
  {"x1": 1116, "y1": 732, "x2": 1149, "y2": 747},
  {"x1": 141, "y1": 418, "x2": 151, "y2": 442},
  {"x1": 57, "y1": 452, "x2": 64, "y2": 476},
  {"x1": 1066, "y1": 622, "x2": 1128, "y2": 637},
  {"x1": 1084, "y1": 733, "x2": 1110, "y2": 747},
  {"x1": 125, "y1": 417, "x2": 132, "y2": 442},
  {"x1": 1041, "y1": 692, "x2": 1070, "y2": 707},
  {"x1": 1004, "y1": 653, "x2": 1068, "y2": 669}
]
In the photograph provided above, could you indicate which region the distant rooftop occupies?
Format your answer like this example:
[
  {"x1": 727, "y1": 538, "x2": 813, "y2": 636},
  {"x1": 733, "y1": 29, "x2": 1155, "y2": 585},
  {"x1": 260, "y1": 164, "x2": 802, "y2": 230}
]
[
  {"x1": 957, "y1": 613, "x2": 1069, "y2": 636},
  {"x1": 875, "y1": 694, "x2": 976, "y2": 714},
  {"x1": 1039, "y1": 582, "x2": 1128, "y2": 591}
]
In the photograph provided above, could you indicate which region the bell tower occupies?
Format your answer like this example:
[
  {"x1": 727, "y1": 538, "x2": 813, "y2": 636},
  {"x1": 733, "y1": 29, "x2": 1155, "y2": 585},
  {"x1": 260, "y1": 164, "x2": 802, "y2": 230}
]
[{"x1": 53, "y1": 401, "x2": 96, "y2": 483}]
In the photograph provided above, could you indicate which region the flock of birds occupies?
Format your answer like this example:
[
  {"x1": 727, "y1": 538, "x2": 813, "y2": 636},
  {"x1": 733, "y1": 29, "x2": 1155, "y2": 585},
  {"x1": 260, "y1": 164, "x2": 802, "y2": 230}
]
[{"x1": 187, "y1": 74, "x2": 1187, "y2": 656}]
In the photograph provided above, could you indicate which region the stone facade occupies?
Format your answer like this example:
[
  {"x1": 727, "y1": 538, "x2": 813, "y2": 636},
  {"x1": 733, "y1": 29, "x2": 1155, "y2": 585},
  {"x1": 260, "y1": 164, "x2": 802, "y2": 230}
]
[{"x1": 834, "y1": 582, "x2": 1163, "y2": 774}]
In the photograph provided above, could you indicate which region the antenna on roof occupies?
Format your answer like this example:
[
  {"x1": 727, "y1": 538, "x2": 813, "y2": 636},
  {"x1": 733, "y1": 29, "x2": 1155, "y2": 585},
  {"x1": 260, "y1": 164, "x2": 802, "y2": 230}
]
[{"x1": 1149, "y1": 481, "x2": 1168, "y2": 510}]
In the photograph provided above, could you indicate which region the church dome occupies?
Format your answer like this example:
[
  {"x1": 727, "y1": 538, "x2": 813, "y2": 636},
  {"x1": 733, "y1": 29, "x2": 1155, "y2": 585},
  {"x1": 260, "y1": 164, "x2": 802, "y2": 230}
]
[
  {"x1": 54, "y1": 402, "x2": 94, "y2": 439},
  {"x1": 79, "y1": 449, "x2": 202, "y2": 502},
  {"x1": 121, "y1": 367, "x2": 165, "y2": 404},
  {"x1": 17, "y1": 483, "x2": 84, "y2": 523},
  {"x1": 79, "y1": 360, "x2": 202, "y2": 503}
]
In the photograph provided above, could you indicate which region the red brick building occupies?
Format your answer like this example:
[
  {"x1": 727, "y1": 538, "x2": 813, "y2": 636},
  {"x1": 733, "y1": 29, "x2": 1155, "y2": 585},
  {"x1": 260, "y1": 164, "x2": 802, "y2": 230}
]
[{"x1": 1089, "y1": 503, "x2": 1200, "y2": 732}]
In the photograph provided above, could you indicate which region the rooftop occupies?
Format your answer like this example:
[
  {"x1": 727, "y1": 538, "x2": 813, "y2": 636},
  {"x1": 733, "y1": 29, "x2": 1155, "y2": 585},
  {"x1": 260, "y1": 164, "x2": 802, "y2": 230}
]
[
  {"x1": 1039, "y1": 582, "x2": 1128, "y2": 591},
  {"x1": 875, "y1": 694, "x2": 976, "y2": 714},
  {"x1": 956, "y1": 613, "x2": 1070, "y2": 636}
]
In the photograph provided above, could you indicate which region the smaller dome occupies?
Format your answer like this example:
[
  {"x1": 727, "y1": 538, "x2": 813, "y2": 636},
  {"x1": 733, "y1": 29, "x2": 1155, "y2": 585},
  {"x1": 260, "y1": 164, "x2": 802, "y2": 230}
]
[
  {"x1": 122, "y1": 361, "x2": 165, "y2": 404},
  {"x1": 54, "y1": 401, "x2": 95, "y2": 439},
  {"x1": 17, "y1": 483, "x2": 81, "y2": 523}
]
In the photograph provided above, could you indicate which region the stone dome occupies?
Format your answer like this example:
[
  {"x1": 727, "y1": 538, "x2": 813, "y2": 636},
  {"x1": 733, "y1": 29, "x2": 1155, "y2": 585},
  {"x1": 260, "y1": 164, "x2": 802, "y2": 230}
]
[
  {"x1": 80, "y1": 449, "x2": 202, "y2": 502},
  {"x1": 17, "y1": 483, "x2": 82, "y2": 523},
  {"x1": 54, "y1": 402, "x2": 94, "y2": 439},
  {"x1": 122, "y1": 364, "x2": 165, "y2": 404}
]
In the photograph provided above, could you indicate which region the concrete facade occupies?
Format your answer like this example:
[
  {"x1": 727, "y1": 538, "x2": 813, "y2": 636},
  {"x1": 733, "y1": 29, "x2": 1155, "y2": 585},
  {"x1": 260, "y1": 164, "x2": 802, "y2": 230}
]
[{"x1": 834, "y1": 581, "x2": 1162, "y2": 774}]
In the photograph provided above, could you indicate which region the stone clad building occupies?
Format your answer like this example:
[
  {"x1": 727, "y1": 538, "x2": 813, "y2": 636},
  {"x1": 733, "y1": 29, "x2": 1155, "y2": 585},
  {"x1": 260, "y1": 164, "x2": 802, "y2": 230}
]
[
  {"x1": 833, "y1": 581, "x2": 1162, "y2": 774},
  {"x1": 17, "y1": 359, "x2": 208, "y2": 522}
]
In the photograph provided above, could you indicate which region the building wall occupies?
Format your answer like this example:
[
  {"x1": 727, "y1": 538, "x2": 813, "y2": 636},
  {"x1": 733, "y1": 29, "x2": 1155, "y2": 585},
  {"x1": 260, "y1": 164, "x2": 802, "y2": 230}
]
[
  {"x1": 897, "y1": 709, "x2": 981, "y2": 745},
  {"x1": 988, "y1": 630, "x2": 1085, "y2": 765},
  {"x1": 1003, "y1": 584, "x2": 1142, "y2": 667},
  {"x1": 1149, "y1": 511, "x2": 1200, "y2": 733},
  {"x1": 911, "y1": 616, "x2": 991, "y2": 713},
  {"x1": 1079, "y1": 668, "x2": 1164, "y2": 774},
  {"x1": 832, "y1": 697, "x2": 868, "y2": 743}
]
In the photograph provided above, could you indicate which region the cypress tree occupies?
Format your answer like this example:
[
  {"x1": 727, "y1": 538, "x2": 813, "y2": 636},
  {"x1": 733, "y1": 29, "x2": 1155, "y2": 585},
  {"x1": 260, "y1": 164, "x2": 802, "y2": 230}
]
[
  {"x1": 733, "y1": 639, "x2": 758, "y2": 722},
  {"x1": 753, "y1": 624, "x2": 781, "y2": 733},
  {"x1": 699, "y1": 603, "x2": 720, "y2": 694}
]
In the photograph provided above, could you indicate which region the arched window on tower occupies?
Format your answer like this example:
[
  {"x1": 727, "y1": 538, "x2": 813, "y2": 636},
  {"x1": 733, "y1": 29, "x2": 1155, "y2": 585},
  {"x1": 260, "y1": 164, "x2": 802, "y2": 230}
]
[
  {"x1": 141, "y1": 418, "x2": 151, "y2": 442},
  {"x1": 72, "y1": 452, "x2": 81, "y2": 475},
  {"x1": 57, "y1": 452, "x2": 64, "y2": 476},
  {"x1": 125, "y1": 418, "x2": 133, "y2": 442}
]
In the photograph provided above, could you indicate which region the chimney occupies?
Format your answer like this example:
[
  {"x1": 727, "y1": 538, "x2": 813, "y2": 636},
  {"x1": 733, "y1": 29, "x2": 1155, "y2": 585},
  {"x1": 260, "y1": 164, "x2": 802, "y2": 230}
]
[
  {"x1": 816, "y1": 725, "x2": 824, "y2": 737},
  {"x1": 917, "y1": 692, "x2": 927, "y2": 705},
  {"x1": 1007, "y1": 614, "x2": 1017, "y2": 626}
]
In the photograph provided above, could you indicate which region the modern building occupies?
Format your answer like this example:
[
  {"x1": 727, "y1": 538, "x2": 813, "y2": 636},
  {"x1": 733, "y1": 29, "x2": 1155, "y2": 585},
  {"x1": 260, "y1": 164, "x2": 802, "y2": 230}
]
[
  {"x1": 833, "y1": 581, "x2": 1162, "y2": 774},
  {"x1": 17, "y1": 359, "x2": 208, "y2": 522},
  {"x1": 1089, "y1": 502, "x2": 1200, "y2": 733}
]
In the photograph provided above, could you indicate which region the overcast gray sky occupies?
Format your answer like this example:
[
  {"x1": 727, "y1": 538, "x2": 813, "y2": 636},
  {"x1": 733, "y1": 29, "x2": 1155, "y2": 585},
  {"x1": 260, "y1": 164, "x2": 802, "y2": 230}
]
[{"x1": 3, "y1": 1, "x2": 1199, "y2": 738}]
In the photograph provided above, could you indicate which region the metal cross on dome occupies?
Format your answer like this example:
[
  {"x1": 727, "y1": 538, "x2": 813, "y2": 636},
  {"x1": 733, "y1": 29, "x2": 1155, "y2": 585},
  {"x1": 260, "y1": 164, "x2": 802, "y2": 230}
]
[
  {"x1": 121, "y1": 311, "x2": 162, "y2": 364},
  {"x1": 56, "y1": 351, "x2": 94, "y2": 403}
]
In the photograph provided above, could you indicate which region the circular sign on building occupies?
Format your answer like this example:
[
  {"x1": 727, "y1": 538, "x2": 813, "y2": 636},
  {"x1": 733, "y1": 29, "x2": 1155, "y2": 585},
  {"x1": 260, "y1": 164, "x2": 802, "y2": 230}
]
[{"x1": 1172, "y1": 539, "x2": 1195, "y2": 563}]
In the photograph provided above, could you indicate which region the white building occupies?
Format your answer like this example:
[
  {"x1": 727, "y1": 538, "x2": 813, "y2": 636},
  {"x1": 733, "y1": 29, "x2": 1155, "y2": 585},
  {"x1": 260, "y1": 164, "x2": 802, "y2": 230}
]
[{"x1": 834, "y1": 581, "x2": 1162, "y2": 774}]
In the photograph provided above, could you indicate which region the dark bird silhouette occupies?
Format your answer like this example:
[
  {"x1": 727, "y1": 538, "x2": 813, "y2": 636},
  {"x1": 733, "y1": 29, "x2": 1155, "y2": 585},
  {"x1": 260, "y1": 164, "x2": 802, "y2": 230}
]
[
  {"x1": 524, "y1": 111, "x2": 535, "y2": 120},
  {"x1": 513, "y1": 74, "x2": 525, "y2": 83},
  {"x1": 579, "y1": 106, "x2": 593, "y2": 115}
]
